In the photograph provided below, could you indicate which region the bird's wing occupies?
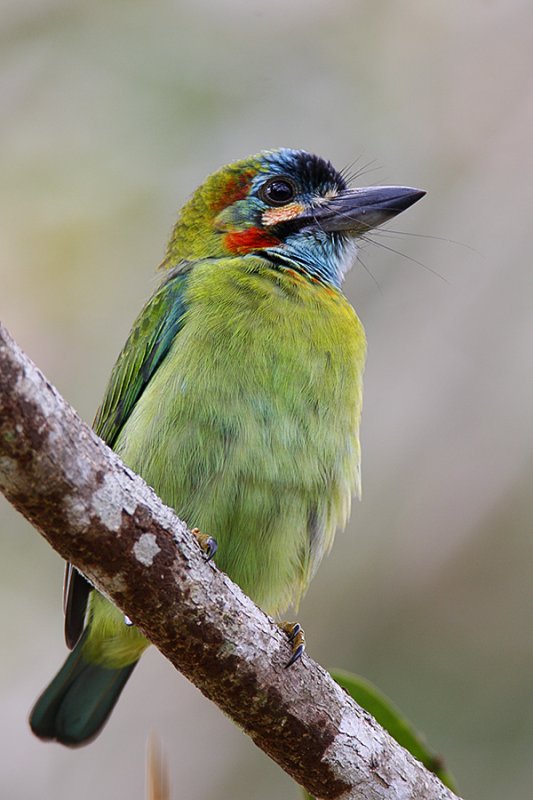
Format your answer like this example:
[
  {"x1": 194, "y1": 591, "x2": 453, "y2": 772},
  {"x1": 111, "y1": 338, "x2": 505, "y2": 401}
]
[
  {"x1": 64, "y1": 267, "x2": 191, "y2": 648},
  {"x1": 93, "y1": 268, "x2": 190, "y2": 447}
]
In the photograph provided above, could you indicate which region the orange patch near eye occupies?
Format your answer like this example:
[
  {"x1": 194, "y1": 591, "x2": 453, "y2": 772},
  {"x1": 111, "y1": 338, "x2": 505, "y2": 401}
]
[
  {"x1": 210, "y1": 170, "x2": 256, "y2": 213},
  {"x1": 224, "y1": 227, "x2": 280, "y2": 255},
  {"x1": 262, "y1": 203, "x2": 305, "y2": 227}
]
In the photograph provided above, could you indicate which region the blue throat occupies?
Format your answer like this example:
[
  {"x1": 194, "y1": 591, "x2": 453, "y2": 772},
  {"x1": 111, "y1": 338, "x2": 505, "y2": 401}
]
[{"x1": 267, "y1": 231, "x2": 353, "y2": 289}]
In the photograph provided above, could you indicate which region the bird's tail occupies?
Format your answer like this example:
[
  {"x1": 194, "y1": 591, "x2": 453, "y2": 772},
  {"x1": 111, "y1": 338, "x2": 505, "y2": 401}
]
[{"x1": 29, "y1": 632, "x2": 137, "y2": 747}]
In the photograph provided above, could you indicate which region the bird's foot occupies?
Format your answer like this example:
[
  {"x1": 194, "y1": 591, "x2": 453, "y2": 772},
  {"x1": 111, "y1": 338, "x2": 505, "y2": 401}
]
[
  {"x1": 280, "y1": 621, "x2": 305, "y2": 668},
  {"x1": 191, "y1": 528, "x2": 218, "y2": 562}
]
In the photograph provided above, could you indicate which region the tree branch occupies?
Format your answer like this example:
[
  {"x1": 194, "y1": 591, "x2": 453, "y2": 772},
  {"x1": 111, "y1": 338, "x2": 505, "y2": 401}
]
[{"x1": 0, "y1": 321, "x2": 461, "y2": 800}]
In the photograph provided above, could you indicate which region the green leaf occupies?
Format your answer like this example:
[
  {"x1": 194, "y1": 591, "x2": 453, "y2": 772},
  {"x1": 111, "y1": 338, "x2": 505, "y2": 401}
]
[
  {"x1": 330, "y1": 669, "x2": 457, "y2": 792},
  {"x1": 302, "y1": 669, "x2": 457, "y2": 799}
]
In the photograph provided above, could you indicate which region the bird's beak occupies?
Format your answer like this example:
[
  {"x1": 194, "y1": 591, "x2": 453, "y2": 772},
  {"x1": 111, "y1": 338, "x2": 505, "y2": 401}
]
[{"x1": 311, "y1": 186, "x2": 426, "y2": 235}]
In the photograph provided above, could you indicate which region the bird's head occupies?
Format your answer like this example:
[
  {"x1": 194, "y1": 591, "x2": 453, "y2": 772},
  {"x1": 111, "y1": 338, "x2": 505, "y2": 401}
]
[{"x1": 163, "y1": 149, "x2": 425, "y2": 287}]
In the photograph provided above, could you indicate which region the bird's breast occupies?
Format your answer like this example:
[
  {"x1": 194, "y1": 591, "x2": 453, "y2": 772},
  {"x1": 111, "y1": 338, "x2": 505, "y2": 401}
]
[
  {"x1": 183, "y1": 259, "x2": 364, "y2": 427},
  {"x1": 117, "y1": 256, "x2": 366, "y2": 513},
  {"x1": 115, "y1": 257, "x2": 366, "y2": 611}
]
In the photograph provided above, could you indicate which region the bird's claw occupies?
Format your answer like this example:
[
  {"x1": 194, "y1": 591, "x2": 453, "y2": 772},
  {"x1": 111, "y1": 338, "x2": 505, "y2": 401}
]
[
  {"x1": 280, "y1": 621, "x2": 305, "y2": 668},
  {"x1": 191, "y1": 528, "x2": 218, "y2": 561}
]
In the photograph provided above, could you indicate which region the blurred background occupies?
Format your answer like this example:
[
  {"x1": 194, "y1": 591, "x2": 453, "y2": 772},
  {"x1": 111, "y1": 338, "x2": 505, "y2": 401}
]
[{"x1": 1, "y1": 1, "x2": 532, "y2": 798}]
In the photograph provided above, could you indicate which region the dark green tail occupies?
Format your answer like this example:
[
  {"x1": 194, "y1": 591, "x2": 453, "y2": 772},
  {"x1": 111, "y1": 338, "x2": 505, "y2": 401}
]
[{"x1": 30, "y1": 634, "x2": 137, "y2": 747}]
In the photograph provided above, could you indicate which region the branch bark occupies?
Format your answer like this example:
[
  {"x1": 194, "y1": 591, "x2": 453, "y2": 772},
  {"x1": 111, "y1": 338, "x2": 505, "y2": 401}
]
[{"x1": 0, "y1": 321, "x2": 461, "y2": 800}]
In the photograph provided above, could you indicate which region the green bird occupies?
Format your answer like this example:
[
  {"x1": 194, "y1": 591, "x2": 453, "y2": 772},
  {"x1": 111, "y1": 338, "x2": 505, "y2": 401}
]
[{"x1": 30, "y1": 149, "x2": 424, "y2": 746}]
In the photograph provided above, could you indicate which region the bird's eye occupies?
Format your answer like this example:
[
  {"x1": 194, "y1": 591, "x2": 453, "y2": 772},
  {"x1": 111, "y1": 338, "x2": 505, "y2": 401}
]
[{"x1": 260, "y1": 177, "x2": 296, "y2": 206}]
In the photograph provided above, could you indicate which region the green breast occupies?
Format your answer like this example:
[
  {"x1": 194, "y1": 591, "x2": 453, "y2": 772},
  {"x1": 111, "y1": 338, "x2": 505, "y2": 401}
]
[{"x1": 115, "y1": 257, "x2": 366, "y2": 614}]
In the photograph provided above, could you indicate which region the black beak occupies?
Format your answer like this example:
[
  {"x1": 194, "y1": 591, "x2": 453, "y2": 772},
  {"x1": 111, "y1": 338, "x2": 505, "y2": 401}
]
[{"x1": 312, "y1": 186, "x2": 426, "y2": 234}]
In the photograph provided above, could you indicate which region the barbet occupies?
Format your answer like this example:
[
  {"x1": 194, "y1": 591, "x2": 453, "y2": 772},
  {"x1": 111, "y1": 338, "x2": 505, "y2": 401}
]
[{"x1": 30, "y1": 149, "x2": 424, "y2": 746}]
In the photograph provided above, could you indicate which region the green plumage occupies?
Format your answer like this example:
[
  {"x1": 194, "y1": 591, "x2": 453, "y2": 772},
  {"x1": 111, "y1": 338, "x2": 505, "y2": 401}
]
[
  {"x1": 30, "y1": 148, "x2": 424, "y2": 745},
  {"x1": 116, "y1": 257, "x2": 364, "y2": 613},
  {"x1": 29, "y1": 629, "x2": 136, "y2": 747}
]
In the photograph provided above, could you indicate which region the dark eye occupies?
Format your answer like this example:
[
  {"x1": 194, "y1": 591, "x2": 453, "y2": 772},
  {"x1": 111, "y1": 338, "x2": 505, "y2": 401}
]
[{"x1": 260, "y1": 177, "x2": 296, "y2": 206}]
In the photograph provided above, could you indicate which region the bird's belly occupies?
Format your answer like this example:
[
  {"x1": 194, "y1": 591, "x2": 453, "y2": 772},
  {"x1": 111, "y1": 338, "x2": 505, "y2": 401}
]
[{"x1": 115, "y1": 262, "x2": 365, "y2": 613}]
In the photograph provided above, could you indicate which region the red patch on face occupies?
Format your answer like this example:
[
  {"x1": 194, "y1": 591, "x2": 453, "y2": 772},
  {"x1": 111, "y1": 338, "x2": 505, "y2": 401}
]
[
  {"x1": 224, "y1": 227, "x2": 280, "y2": 255},
  {"x1": 210, "y1": 169, "x2": 256, "y2": 214}
]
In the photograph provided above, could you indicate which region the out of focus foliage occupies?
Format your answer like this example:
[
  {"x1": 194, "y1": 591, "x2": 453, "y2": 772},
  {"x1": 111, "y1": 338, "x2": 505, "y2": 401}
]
[{"x1": 331, "y1": 669, "x2": 457, "y2": 791}]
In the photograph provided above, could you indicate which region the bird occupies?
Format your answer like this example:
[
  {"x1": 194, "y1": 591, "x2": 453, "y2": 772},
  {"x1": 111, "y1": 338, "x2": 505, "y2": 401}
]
[{"x1": 29, "y1": 148, "x2": 424, "y2": 746}]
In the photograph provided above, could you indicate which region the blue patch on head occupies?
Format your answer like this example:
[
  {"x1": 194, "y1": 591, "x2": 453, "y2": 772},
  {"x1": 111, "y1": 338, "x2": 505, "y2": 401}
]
[{"x1": 253, "y1": 149, "x2": 347, "y2": 198}]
